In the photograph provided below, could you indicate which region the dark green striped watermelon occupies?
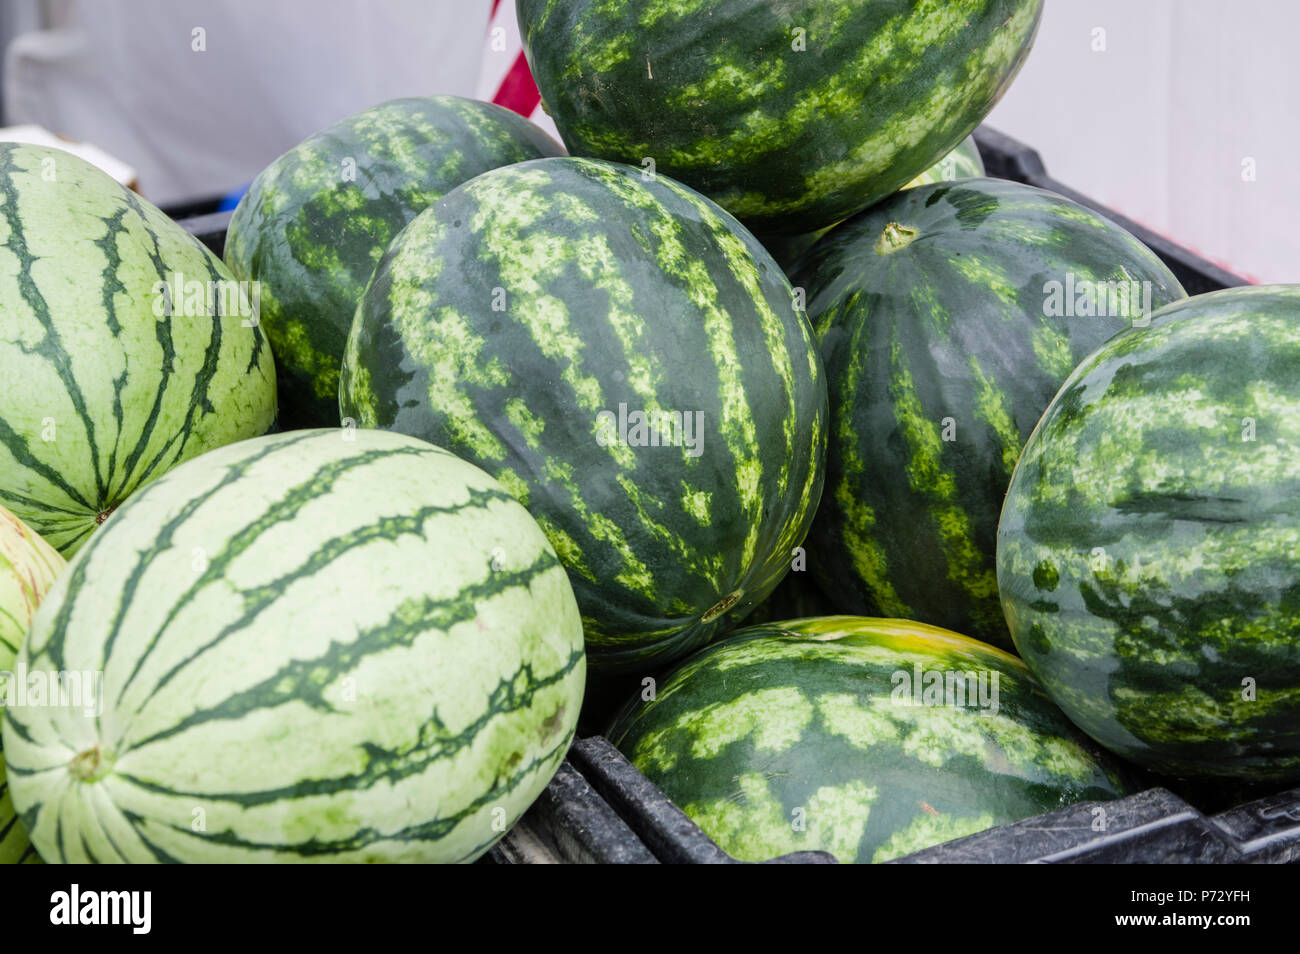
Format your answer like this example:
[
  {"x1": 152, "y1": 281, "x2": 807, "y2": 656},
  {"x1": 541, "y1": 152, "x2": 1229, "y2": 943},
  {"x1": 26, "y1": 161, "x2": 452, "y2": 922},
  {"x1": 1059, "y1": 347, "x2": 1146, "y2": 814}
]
[
  {"x1": 760, "y1": 134, "x2": 986, "y2": 274},
  {"x1": 517, "y1": 0, "x2": 1042, "y2": 234},
  {"x1": 0, "y1": 143, "x2": 277, "y2": 555},
  {"x1": 998, "y1": 286, "x2": 1300, "y2": 781},
  {"x1": 608, "y1": 615, "x2": 1134, "y2": 863},
  {"x1": 341, "y1": 157, "x2": 827, "y2": 672},
  {"x1": 795, "y1": 178, "x2": 1186, "y2": 649},
  {"x1": 0, "y1": 505, "x2": 64, "y2": 864},
  {"x1": 225, "y1": 96, "x2": 564, "y2": 428},
  {"x1": 2, "y1": 428, "x2": 586, "y2": 862}
]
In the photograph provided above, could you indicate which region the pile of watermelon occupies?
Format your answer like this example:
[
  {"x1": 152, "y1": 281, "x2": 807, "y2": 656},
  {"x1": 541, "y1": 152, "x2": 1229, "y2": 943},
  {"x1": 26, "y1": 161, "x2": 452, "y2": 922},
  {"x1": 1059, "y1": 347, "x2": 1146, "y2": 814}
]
[{"x1": 1, "y1": 0, "x2": 1296, "y2": 865}]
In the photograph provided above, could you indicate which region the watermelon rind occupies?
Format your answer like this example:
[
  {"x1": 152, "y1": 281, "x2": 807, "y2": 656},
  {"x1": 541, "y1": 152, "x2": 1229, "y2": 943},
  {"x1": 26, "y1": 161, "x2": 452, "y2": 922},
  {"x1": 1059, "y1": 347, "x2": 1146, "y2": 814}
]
[
  {"x1": 0, "y1": 143, "x2": 277, "y2": 556},
  {"x1": 225, "y1": 96, "x2": 564, "y2": 429},
  {"x1": 341, "y1": 156, "x2": 827, "y2": 673},
  {"x1": 998, "y1": 285, "x2": 1300, "y2": 781},
  {"x1": 0, "y1": 505, "x2": 64, "y2": 864},
  {"x1": 3, "y1": 429, "x2": 585, "y2": 862},
  {"x1": 796, "y1": 177, "x2": 1186, "y2": 648},
  {"x1": 608, "y1": 615, "x2": 1135, "y2": 863},
  {"x1": 518, "y1": 0, "x2": 1043, "y2": 234}
]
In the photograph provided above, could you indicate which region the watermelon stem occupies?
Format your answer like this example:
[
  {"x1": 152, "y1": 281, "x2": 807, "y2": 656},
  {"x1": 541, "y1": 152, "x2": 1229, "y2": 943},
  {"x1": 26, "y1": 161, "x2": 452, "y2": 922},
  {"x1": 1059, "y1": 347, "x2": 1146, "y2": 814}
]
[
  {"x1": 701, "y1": 589, "x2": 744, "y2": 623},
  {"x1": 874, "y1": 222, "x2": 920, "y2": 255},
  {"x1": 68, "y1": 745, "x2": 107, "y2": 782}
]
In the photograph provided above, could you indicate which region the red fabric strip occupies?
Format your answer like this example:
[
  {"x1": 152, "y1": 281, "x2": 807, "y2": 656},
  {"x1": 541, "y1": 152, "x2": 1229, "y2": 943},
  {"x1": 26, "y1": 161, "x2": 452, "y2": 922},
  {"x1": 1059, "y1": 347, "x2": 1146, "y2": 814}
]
[{"x1": 493, "y1": 50, "x2": 542, "y2": 117}]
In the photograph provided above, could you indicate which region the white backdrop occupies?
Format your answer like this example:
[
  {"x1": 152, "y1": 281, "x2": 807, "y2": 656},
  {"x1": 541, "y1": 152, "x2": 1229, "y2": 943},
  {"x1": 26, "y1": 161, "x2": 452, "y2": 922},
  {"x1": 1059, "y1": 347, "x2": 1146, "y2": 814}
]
[
  {"x1": 987, "y1": 0, "x2": 1299, "y2": 283},
  {"x1": 4, "y1": 0, "x2": 490, "y2": 204}
]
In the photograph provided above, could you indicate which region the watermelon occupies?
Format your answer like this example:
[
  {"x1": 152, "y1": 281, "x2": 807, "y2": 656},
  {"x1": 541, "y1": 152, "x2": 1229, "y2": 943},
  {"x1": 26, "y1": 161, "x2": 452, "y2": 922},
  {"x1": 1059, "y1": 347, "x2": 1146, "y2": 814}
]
[
  {"x1": 0, "y1": 143, "x2": 276, "y2": 555},
  {"x1": 761, "y1": 134, "x2": 986, "y2": 274},
  {"x1": 903, "y1": 134, "x2": 985, "y2": 188},
  {"x1": 794, "y1": 178, "x2": 1186, "y2": 649},
  {"x1": 517, "y1": 0, "x2": 1042, "y2": 234},
  {"x1": 997, "y1": 285, "x2": 1300, "y2": 781},
  {"x1": 607, "y1": 615, "x2": 1135, "y2": 863},
  {"x1": 225, "y1": 96, "x2": 564, "y2": 429},
  {"x1": 2, "y1": 428, "x2": 586, "y2": 862},
  {"x1": 341, "y1": 156, "x2": 827, "y2": 673},
  {"x1": 0, "y1": 505, "x2": 64, "y2": 864}
]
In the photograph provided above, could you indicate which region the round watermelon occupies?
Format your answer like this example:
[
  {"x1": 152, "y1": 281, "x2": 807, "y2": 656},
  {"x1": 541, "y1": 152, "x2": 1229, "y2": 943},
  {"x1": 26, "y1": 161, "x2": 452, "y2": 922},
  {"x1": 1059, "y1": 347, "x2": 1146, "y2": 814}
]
[
  {"x1": 517, "y1": 0, "x2": 1042, "y2": 234},
  {"x1": 795, "y1": 178, "x2": 1186, "y2": 648},
  {"x1": 225, "y1": 96, "x2": 564, "y2": 429},
  {"x1": 341, "y1": 157, "x2": 827, "y2": 673},
  {"x1": 0, "y1": 505, "x2": 64, "y2": 864},
  {"x1": 607, "y1": 615, "x2": 1134, "y2": 863},
  {"x1": 2, "y1": 429, "x2": 585, "y2": 862},
  {"x1": 998, "y1": 286, "x2": 1300, "y2": 781},
  {"x1": 0, "y1": 143, "x2": 276, "y2": 555}
]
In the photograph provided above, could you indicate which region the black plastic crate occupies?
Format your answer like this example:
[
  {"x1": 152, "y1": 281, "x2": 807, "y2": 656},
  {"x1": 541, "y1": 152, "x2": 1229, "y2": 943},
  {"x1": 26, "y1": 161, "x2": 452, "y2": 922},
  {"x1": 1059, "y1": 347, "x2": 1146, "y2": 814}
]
[
  {"x1": 480, "y1": 761, "x2": 656, "y2": 864},
  {"x1": 570, "y1": 738, "x2": 1300, "y2": 865},
  {"x1": 567, "y1": 738, "x2": 837, "y2": 864},
  {"x1": 176, "y1": 124, "x2": 1299, "y2": 865}
]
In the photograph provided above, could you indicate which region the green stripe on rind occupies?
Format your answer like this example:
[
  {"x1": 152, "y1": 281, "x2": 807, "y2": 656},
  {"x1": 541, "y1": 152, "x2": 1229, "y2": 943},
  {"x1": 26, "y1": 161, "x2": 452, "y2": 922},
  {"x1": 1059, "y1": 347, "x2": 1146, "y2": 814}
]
[
  {"x1": 607, "y1": 615, "x2": 1133, "y2": 863},
  {"x1": 0, "y1": 142, "x2": 276, "y2": 556},
  {"x1": 0, "y1": 505, "x2": 64, "y2": 863},
  {"x1": 997, "y1": 286, "x2": 1300, "y2": 781},
  {"x1": 794, "y1": 178, "x2": 1185, "y2": 649},
  {"x1": 518, "y1": 0, "x2": 1042, "y2": 233},
  {"x1": 2, "y1": 429, "x2": 586, "y2": 862},
  {"x1": 341, "y1": 157, "x2": 827, "y2": 673},
  {"x1": 224, "y1": 96, "x2": 564, "y2": 429}
]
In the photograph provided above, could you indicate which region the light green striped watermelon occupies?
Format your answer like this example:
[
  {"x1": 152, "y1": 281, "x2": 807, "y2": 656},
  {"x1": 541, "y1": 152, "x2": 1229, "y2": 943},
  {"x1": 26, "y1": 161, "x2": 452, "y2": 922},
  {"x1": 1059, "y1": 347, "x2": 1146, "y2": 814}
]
[
  {"x1": 795, "y1": 178, "x2": 1186, "y2": 648},
  {"x1": 998, "y1": 285, "x2": 1300, "y2": 781},
  {"x1": 0, "y1": 143, "x2": 276, "y2": 555},
  {"x1": 0, "y1": 504, "x2": 65, "y2": 864},
  {"x1": 3, "y1": 429, "x2": 585, "y2": 862},
  {"x1": 225, "y1": 96, "x2": 564, "y2": 428},
  {"x1": 608, "y1": 616, "x2": 1135, "y2": 863},
  {"x1": 518, "y1": 0, "x2": 1042, "y2": 234},
  {"x1": 341, "y1": 157, "x2": 827, "y2": 673}
]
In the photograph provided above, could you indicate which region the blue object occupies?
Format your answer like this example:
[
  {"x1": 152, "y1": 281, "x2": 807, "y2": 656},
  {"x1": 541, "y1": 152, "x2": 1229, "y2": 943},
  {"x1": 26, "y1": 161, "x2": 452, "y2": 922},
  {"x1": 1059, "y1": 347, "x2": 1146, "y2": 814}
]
[{"x1": 217, "y1": 183, "x2": 250, "y2": 212}]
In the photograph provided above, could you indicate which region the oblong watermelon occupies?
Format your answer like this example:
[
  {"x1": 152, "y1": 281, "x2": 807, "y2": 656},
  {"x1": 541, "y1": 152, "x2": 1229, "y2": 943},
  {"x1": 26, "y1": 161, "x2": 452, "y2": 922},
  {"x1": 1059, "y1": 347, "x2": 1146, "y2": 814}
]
[
  {"x1": 341, "y1": 157, "x2": 827, "y2": 672},
  {"x1": 3, "y1": 429, "x2": 586, "y2": 862},
  {"x1": 607, "y1": 616, "x2": 1134, "y2": 863},
  {"x1": 998, "y1": 286, "x2": 1300, "y2": 781},
  {"x1": 225, "y1": 96, "x2": 564, "y2": 428},
  {"x1": 0, "y1": 505, "x2": 64, "y2": 864},
  {"x1": 0, "y1": 143, "x2": 276, "y2": 555},
  {"x1": 795, "y1": 178, "x2": 1186, "y2": 648},
  {"x1": 517, "y1": 0, "x2": 1043, "y2": 234}
]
